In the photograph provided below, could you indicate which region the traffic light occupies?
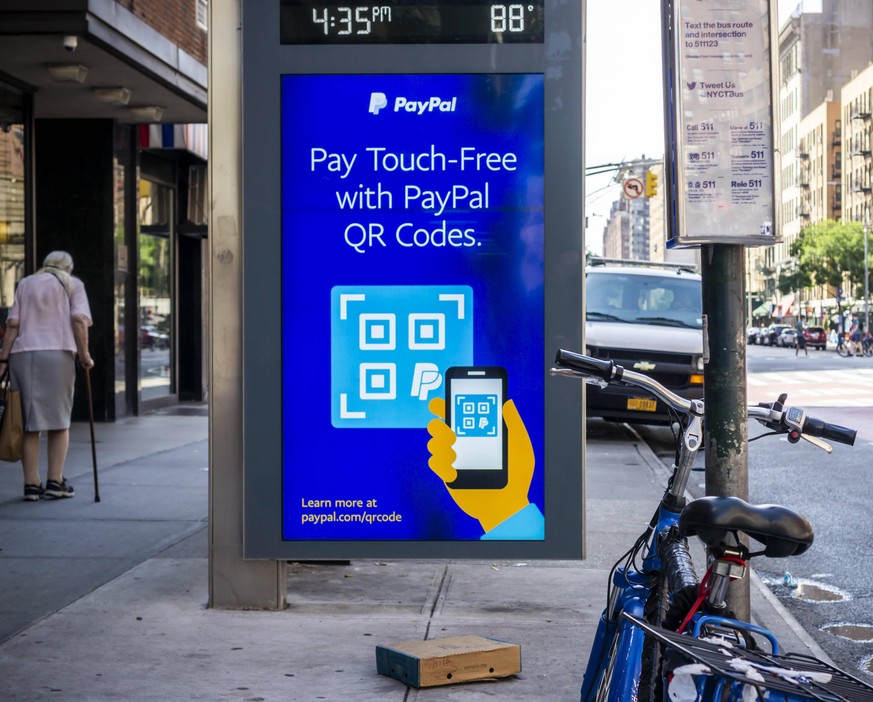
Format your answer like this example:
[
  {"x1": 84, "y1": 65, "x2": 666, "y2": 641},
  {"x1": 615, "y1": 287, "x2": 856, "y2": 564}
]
[{"x1": 645, "y1": 169, "x2": 659, "y2": 198}]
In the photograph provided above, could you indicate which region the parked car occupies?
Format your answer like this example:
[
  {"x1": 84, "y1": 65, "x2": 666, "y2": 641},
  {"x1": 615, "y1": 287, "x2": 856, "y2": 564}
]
[
  {"x1": 802, "y1": 325, "x2": 827, "y2": 350},
  {"x1": 585, "y1": 259, "x2": 704, "y2": 424},
  {"x1": 747, "y1": 326, "x2": 763, "y2": 345},
  {"x1": 777, "y1": 327, "x2": 797, "y2": 347},
  {"x1": 762, "y1": 324, "x2": 790, "y2": 346},
  {"x1": 141, "y1": 325, "x2": 169, "y2": 350},
  {"x1": 752, "y1": 326, "x2": 770, "y2": 345}
]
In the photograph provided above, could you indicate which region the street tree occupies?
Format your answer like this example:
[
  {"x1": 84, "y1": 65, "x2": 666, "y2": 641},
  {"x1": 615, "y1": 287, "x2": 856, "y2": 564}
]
[{"x1": 785, "y1": 219, "x2": 871, "y2": 328}]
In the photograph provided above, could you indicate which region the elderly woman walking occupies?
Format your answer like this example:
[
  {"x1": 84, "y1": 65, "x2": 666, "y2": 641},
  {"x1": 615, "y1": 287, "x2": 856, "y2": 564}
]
[{"x1": 0, "y1": 251, "x2": 93, "y2": 500}]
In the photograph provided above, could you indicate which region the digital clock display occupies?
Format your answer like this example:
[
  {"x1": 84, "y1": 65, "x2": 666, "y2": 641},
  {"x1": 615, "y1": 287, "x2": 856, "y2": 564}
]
[{"x1": 280, "y1": 0, "x2": 544, "y2": 44}]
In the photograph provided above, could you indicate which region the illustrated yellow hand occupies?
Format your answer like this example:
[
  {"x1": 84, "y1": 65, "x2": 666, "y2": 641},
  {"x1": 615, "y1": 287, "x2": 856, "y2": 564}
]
[{"x1": 427, "y1": 396, "x2": 535, "y2": 533}]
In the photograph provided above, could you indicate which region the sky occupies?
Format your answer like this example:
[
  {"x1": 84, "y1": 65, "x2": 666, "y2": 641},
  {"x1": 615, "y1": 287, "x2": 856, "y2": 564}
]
[{"x1": 584, "y1": 0, "x2": 806, "y2": 253}]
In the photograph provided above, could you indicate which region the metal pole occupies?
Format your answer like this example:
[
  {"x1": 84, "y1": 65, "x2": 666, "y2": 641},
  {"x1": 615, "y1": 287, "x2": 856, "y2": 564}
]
[
  {"x1": 701, "y1": 244, "x2": 750, "y2": 621},
  {"x1": 209, "y1": 0, "x2": 287, "y2": 609}
]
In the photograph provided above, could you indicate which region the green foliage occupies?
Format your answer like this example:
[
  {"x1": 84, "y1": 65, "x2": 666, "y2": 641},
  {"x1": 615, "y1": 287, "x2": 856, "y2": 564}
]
[
  {"x1": 790, "y1": 219, "x2": 871, "y2": 297},
  {"x1": 139, "y1": 234, "x2": 170, "y2": 296},
  {"x1": 776, "y1": 265, "x2": 809, "y2": 296}
]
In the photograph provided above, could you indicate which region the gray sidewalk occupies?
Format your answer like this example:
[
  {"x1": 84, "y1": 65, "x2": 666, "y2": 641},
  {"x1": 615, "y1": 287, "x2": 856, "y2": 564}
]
[{"x1": 0, "y1": 414, "x2": 825, "y2": 701}]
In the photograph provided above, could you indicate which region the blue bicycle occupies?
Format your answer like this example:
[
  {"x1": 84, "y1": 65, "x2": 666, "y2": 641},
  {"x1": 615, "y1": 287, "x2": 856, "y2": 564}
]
[{"x1": 552, "y1": 349, "x2": 872, "y2": 702}]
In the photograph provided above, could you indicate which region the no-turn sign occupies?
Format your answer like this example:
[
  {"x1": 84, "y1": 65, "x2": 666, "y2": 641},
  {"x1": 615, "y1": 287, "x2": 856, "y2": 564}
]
[{"x1": 623, "y1": 177, "x2": 644, "y2": 199}]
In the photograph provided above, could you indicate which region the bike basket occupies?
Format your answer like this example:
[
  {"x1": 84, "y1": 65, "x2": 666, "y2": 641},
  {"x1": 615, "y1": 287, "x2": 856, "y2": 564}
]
[{"x1": 624, "y1": 613, "x2": 873, "y2": 702}]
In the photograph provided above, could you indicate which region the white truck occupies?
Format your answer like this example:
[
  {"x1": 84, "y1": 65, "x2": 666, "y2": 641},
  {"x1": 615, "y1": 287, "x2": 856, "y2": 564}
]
[{"x1": 584, "y1": 258, "x2": 705, "y2": 424}]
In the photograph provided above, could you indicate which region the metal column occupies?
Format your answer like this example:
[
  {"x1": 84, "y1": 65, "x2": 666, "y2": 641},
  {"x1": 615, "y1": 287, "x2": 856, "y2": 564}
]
[
  {"x1": 208, "y1": 0, "x2": 287, "y2": 609},
  {"x1": 701, "y1": 244, "x2": 749, "y2": 620}
]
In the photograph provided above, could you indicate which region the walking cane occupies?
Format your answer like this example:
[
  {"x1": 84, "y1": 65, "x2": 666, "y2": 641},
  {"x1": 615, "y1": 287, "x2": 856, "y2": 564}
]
[{"x1": 84, "y1": 366, "x2": 100, "y2": 502}]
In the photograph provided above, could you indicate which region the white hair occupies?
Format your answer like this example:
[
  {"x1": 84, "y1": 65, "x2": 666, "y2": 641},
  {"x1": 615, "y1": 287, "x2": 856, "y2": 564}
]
[
  {"x1": 41, "y1": 251, "x2": 74, "y2": 272},
  {"x1": 38, "y1": 250, "x2": 75, "y2": 293}
]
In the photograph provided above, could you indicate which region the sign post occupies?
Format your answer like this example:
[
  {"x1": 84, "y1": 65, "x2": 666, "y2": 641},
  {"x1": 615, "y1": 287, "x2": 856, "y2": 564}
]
[
  {"x1": 661, "y1": 0, "x2": 781, "y2": 621},
  {"x1": 241, "y1": 2, "x2": 584, "y2": 560}
]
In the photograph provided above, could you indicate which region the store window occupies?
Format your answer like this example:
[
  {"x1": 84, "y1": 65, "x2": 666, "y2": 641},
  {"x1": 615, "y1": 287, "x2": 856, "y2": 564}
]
[
  {"x1": 138, "y1": 179, "x2": 174, "y2": 402},
  {"x1": 0, "y1": 83, "x2": 26, "y2": 328}
]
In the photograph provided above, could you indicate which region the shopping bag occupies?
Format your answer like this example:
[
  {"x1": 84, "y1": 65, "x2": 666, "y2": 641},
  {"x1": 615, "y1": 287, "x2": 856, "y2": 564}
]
[{"x1": 0, "y1": 375, "x2": 23, "y2": 462}]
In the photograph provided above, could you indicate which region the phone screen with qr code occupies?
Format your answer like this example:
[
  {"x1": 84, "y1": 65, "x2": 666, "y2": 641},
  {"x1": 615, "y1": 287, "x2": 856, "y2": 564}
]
[{"x1": 445, "y1": 366, "x2": 508, "y2": 489}]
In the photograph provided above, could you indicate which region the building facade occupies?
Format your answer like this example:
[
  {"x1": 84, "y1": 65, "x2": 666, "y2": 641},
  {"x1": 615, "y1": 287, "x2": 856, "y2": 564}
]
[
  {"x1": 602, "y1": 197, "x2": 632, "y2": 260},
  {"x1": 799, "y1": 99, "x2": 842, "y2": 226},
  {"x1": 842, "y1": 63, "x2": 873, "y2": 227},
  {"x1": 0, "y1": 0, "x2": 208, "y2": 421},
  {"x1": 602, "y1": 184, "x2": 649, "y2": 261},
  {"x1": 746, "y1": 0, "x2": 873, "y2": 321}
]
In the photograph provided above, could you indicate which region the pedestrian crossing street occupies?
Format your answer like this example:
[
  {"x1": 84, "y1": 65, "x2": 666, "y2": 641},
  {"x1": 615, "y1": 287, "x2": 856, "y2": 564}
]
[{"x1": 747, "y1": 368, "x2": 873, "y2": 407}]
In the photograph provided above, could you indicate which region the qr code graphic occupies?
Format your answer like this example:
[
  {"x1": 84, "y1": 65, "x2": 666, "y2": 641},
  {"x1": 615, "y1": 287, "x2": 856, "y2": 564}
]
[
  {"x1": 453, "y1": 394, "x2": 499, "y2": 437},
  {"x1": 331, "y1": 286, "x2": 473, "y2": 428}
]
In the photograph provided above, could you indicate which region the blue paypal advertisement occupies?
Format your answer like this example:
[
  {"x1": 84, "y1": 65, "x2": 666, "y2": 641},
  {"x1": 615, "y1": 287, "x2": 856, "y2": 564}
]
[{"x1": 281, "y1": 73, "x2": 544, "y2": 541}]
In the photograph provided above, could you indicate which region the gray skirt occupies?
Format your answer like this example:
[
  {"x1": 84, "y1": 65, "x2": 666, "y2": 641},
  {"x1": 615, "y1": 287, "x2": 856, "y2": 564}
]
[{"x1": 9, "y1": 351, "x2": 76, "y2": 431}]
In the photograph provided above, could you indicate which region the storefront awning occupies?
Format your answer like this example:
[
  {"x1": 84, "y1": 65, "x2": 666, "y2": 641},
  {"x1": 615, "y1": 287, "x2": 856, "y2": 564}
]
[
  {"x1": 138, "y1": 124, "x2": 208, "y2": 160},
  {"x1": 752, "y1": 302, "x2": 771, "y2": 317},
  {"x1": 774, "y1": 295, "x2": 794, "y2": 319}
]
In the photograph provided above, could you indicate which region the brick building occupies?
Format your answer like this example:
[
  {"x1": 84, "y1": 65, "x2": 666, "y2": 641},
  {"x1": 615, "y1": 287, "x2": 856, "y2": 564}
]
[{"x1": 0, "y1": 0, "x2": 208, "y2": 420}]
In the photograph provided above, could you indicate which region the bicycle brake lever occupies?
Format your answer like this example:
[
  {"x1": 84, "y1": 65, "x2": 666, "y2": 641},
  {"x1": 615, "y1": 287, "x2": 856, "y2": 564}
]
[
  {"x1": 548, "y1": 367, "x2": 609, "y2": 388},
  {"x1": 772, "y1": 393, "x2": 788, "y2": 412},
  {"x1": 800, "y1": 433, "x2": 833, "y2": 453}
]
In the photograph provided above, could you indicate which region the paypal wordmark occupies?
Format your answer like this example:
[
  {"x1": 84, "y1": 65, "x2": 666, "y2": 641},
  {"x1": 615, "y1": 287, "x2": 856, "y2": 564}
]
[{"x1": 393, "y1": 96, "x2": 457, "y2": 114}]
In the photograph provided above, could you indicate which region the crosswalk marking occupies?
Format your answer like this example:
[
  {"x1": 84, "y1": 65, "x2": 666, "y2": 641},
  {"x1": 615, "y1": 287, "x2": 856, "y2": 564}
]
[{"x1": 748, "y1": 369, "x2": 873, "y2": 407}]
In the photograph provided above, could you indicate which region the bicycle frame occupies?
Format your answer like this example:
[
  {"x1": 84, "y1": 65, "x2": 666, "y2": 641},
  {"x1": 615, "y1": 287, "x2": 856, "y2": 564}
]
[
  {"x1": 552, "y1": 352, "x2": 862, "y2": 702},
  {"x1": 555, "y1": 364, "x2": 704, "y2": 702}
]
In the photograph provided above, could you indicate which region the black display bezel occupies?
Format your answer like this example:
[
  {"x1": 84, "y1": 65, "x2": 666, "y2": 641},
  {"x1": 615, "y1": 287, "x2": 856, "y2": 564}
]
[{"x1": 280, "y1": 0, "x2": 545, "y2": 45}]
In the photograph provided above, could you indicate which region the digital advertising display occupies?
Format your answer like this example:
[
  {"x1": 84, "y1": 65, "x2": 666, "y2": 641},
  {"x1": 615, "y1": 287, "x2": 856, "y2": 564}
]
[
  {"x1": 240, "y1": 0, "x2": 583, "y2": 560},
  {"x1": 281, "y1": 73, "x2": 545, "y2": 541}
]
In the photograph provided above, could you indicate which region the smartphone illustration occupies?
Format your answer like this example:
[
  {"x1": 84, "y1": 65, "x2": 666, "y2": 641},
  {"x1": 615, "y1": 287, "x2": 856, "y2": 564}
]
[{"x1": 444, "y1": 366, "x2": 508, "y2": 489}]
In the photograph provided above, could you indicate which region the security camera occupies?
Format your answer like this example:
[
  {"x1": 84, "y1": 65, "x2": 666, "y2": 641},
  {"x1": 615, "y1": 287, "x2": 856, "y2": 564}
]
[{"x1": 63, "y1": 35, "x2": 78, "y2": 53}]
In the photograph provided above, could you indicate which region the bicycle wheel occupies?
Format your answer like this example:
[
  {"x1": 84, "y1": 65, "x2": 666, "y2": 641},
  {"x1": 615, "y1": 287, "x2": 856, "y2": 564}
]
[
  {"x1": 837, "y1": 343, "x2": 851, "y2": 358},
  {"x1": 638, "y1": 572, "x2": 669, "y2": 702},
  {"x1": 639, "y1": 527, "x2": 700, "y2": 702}
]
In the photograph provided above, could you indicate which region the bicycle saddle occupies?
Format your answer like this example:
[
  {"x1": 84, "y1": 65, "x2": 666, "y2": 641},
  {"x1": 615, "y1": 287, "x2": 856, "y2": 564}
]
[{"x1": 678, "y1": 496, "x2": 814, "y2": 558}]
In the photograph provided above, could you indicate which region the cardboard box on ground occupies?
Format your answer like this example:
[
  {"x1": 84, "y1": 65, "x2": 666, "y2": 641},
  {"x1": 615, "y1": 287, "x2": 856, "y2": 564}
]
[{"x1": 376, "y1": 635, "x2": 522, "y2": 688}]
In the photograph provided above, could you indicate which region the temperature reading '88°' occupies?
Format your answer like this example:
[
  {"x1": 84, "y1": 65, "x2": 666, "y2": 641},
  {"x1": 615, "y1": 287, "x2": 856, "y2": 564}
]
[{"x1": 491, "y1": 4, "x2": 532, "y2": 32}]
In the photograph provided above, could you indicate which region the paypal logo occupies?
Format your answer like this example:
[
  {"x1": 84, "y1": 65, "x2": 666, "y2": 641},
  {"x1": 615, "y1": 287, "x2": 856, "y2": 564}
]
[
  {"x1": 368, "y1": 92, "x2": 388, "y2": 114},
  {"x1": 368, "y1": 92, "x2": 458, "y2": 115},
  {"x1": 411, "y1": 363, "x2": 442, "y2": 401}
]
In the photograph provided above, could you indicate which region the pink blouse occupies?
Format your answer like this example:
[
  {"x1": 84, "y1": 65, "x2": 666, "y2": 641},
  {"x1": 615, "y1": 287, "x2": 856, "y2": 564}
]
[{"x1": 7, "y1": 272, "x2": 92, "y2": 353}]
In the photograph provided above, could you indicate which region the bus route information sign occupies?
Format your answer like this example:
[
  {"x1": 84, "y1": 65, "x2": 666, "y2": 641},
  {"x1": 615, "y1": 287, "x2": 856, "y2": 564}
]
[{"x1": 665, "y1": 0, "x2": 781, "y2": 246}]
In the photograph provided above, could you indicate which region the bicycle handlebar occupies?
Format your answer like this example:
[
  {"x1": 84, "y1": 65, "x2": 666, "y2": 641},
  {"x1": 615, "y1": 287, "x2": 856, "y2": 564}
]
[
  {"x1": 554, "y1": 349, "x2": 618, "y2": 384},
  {"x1": 553, "y1": 349, "x2": 857, "y2": 450},
  {"x1": 553, "y1": 349, "x2": 694, "y2": 414},
  {"x1": 804, "y1": 417, "x2": 856, "y2": 445}
]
